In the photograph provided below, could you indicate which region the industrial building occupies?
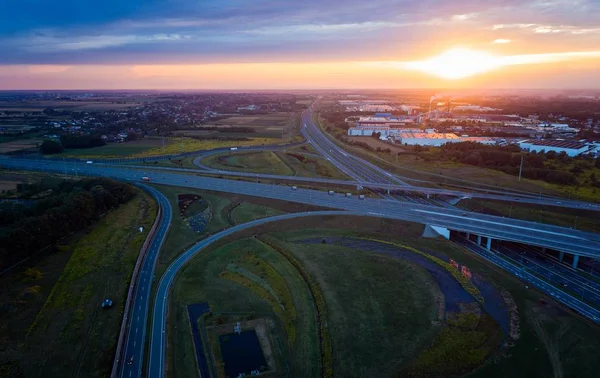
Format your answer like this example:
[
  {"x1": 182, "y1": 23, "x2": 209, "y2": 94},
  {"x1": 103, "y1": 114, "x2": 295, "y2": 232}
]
[
  {"x1": 346, "y1": 115, "x2": 418, "y2": 138},
  {"x1": 396, "y1": 132, "x2": 496, "y2": 146},
  {"x1": 397, "y1": 132, "x2": 459, "y2": 146},
  {"x1": 518, "y1": 140, "x2": 592, "y2": 156}
]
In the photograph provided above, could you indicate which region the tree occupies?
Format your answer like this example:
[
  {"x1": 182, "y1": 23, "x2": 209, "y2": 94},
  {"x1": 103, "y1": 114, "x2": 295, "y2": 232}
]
[{"x1": 40, "y1": 140, "x2": 63, "y2": 154}]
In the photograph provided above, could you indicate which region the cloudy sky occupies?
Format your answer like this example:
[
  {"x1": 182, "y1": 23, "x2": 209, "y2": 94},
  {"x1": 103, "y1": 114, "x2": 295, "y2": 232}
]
[{"x1": 1, "y1": 0, "x2": 599, "y2": 89}]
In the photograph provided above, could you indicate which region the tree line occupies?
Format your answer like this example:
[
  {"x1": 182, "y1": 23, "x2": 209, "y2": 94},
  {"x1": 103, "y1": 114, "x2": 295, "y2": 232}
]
[
  {"x1": 40, "y1": 134, "x2": 107, "y2": 154},
  {"x1": 425, "y1": 142, "x2": 598, "y2": 186},
  {"x1": 0, "y1": 178, "x2": 135, "y2": 269}
]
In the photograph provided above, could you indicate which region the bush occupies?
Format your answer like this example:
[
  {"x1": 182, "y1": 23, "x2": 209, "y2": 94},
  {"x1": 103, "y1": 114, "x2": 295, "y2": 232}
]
[{"x1": 40, "y1": 140, "x2": 63, "y2": 154}]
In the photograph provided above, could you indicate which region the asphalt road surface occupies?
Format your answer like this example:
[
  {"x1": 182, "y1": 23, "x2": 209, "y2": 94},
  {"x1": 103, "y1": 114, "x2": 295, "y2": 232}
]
[
  {"x1": 1, "y1": 157, "x2": 598, "y2": 256},
  {"x1": 112, "y1": 162, "x2": 600, "y2": 212},
  {"x1": 119, "y1": 185, "x2": 172, "y2": 378}
]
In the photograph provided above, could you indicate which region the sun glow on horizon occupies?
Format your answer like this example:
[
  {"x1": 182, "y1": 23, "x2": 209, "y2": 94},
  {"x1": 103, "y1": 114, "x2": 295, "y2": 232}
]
[
  {"x1": 377, "y1": 48, "x2": 600, "y2": 80},
  {"x1": 403, "y1": 48, "x2": 502, "y2": 79}
]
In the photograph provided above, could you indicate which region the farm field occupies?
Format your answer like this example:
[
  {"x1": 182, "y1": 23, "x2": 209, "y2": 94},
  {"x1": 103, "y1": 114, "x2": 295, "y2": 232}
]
[
  {"x1": 59, "y1": 137, "x2": 281, "y2": 159},
  {"x1": 165, "y1": 213, "x2": 600, "y2": 378},
  {"x1": 0, "y1": 188, "x2": 157, "y2": 378},
  {"x1": 58, "y1": 139, "x2": 164, "y2": 157},
  {"x1": 0, "y1": 100, "x2": 145, "y2": 112},
  {"x1": 0, "y1": 138, "x2": 42, "y2": 154},
  {"x1": 196, "y1": 112, "x2": 301, "y2": 140},
  {"x1": 200, "y1": 150, "x2": 350, "y2": 180}
]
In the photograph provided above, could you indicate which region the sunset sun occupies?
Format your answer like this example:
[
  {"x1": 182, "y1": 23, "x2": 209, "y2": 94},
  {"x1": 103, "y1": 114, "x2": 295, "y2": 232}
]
[{"x1": 404, "y1": 48, "x2": 502, "y2": 79}]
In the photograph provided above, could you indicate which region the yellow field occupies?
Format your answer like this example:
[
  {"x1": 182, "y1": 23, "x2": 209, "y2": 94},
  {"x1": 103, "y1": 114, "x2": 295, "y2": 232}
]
[{"x1": 60, "y1": 137, "x2": 281, "y2": 159}]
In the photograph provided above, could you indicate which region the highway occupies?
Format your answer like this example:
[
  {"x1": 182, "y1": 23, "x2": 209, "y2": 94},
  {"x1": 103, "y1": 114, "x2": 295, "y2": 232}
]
[
  {"x1": 301, "y1": 108, "x2": 410, "y2": 186},
  {"x1": 118, "y1": 186, "x2": 172, "y2": 378},
  {"x1": 148, "y1": 210, "x2": 366, "y2": 378},
  {"x1": 1, "y1": 157, "x2": 599, "y2": 257},
  {"x1": 456, "y1": 237, "x2": 600, "y2": 323},
  {"x1": 111, "y1": 162, "x2": 600, "y2": 212},
  {"x1": 495, "y1": 243, "x2": 600, "y2": 305}
]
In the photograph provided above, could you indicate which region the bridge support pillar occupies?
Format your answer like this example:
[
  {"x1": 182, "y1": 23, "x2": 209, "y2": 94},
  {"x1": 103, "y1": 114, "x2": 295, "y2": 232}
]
[
  {"x1": 572, "y1": 255, "x2": 580, "y2": 270},
  {"x1": 559, "y1": 251, "x2": 564, "y2": 262},
  {"x1": 466, "y1": 233, "x2": 471, "y2": 241},
  {"x1": 486, "y1": 237, "x2": 492, "y2": 251},
  {"x1": 476, "y1": 235, "x2": 482, "y2": 246}
]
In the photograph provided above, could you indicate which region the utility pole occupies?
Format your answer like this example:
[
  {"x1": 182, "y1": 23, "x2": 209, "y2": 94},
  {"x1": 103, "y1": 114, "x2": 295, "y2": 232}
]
[{"x1": 518, "y1": 155, "x2": 524, "y2": 181}]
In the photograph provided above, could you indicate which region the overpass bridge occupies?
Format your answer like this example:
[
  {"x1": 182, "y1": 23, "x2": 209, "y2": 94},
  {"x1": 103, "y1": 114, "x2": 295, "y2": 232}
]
[{"x1": 2, "y1": 157, "x2": 599, "y2": 262}]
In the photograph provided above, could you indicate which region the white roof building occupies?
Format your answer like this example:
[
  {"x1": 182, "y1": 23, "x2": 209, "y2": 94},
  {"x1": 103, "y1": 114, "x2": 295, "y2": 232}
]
[{"x1": 518, "y1": 140, "x2": 591, "y2": 157}]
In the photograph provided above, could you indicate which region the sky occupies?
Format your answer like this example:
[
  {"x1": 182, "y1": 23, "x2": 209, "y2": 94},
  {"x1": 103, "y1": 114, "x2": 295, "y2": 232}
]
[{"x1": 1, "y1": 0, "x2": 599, "y2": 89}]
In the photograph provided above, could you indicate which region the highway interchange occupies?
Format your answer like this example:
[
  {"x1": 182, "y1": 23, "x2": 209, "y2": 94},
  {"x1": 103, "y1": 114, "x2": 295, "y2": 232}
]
[{"x1": 2, "y1": 106, "x2": 600, "y2": 377}]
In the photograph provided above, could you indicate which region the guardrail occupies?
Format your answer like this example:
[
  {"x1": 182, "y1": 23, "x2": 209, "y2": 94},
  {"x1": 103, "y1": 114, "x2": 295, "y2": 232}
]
[{"x1": 110, "y1": 187, "x2": 163, "y2": 378}]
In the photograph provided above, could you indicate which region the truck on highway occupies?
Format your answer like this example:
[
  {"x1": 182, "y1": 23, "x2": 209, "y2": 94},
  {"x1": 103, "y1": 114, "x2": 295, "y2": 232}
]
[
  {"x1": 358, "y1": 194, "x2": 365, "y2": 200},
  {"x1": 345, "y1": 193, "x2": 352, "y2": 197},
  {"x1": 230, "y1": 147, "x2": 238, "y2": 151},
  {"x1": 142, "y1": 177, "x2": 151, "y2": 182},
  {"x1": 86, "y1": 160, "x2": 93, "y2": 164},
  {"x1": 328, "y1": 190, "x2": 334, "y2": 195},
  {"x1": 291, "y1": 186, "x2": 297, "y2": 190}
]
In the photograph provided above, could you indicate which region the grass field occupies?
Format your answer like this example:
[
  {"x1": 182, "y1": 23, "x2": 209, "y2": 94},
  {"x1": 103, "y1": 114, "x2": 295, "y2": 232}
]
[
  {"x1": 201, "y1": 150, "x2": 350, "y2": 180},
  {"x1": 164, "y1": 210, "x2": 600, "y2": 378},
  {"x1": 230, "y1": 203, "x2": 285, "y2": 224},
  {"x1": 59, "y1": 139, "x2": 164, "y2": 157},
  {"x1": 135, "y1": 155, "x2": 199, "y2": 169},
  {"x1": 168, "y1": 228, "x2": 441, "y2": 378},
  {"x1": 202, "y1": 151, "x2": 293, "y2": 176},
  {"x1": 58, "y1": 137, "x2": 282, "y2": 159},
  {"x1": 0, "y1": 188, "x2": 157, "y2": 378}
]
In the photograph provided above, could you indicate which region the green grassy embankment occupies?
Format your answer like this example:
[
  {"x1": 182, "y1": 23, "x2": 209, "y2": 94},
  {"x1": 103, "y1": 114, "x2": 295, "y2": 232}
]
[{"x1": 0, "y1": 189, "x2": 156, "y2": 378}]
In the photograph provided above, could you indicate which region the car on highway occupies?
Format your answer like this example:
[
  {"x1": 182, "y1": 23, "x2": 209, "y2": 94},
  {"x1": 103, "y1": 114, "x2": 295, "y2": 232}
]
[
  {"x1": 291, "y1": 186, "x2": 297, "y2": 190},
  {"x1": 127, "y1": 355, "x2": 134, "y2": 365}
]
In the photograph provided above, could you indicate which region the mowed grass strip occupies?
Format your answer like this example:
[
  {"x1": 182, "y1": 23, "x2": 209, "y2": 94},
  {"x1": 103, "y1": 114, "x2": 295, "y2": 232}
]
[
  {"x1": 19, "y1": 189, "x2": 157, "y2": 378},
  {"x1": 275, "y1": 151, "x2": 350, "y2": 180},
  {"x1": 202, "y1": 151, "x2": 294, "y2": 176},
  {"x1": 230, "y1": 202, "x2": 285, "y2": 224}
]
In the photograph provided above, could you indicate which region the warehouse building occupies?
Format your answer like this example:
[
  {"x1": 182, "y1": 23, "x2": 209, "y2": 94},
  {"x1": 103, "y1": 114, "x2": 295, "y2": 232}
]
[
  {"x1": 518, "y1": 140, "x2": 592, "y2": 156},
  {"x1": 397, "y1": 132, "x2": 459, "y2": 146},
  {"x1": 396, "y1": 132, "x2": 496, "y2": 146}
]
